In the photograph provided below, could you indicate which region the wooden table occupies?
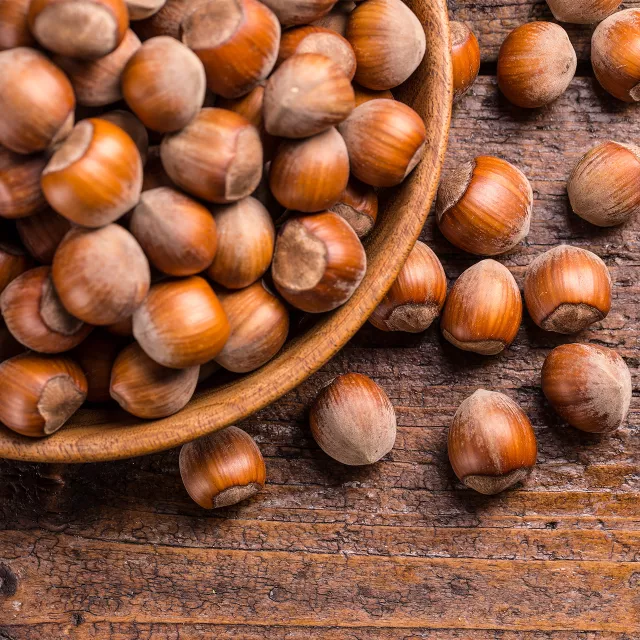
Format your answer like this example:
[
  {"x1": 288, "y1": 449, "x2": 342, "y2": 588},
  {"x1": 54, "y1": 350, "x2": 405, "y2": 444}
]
[{"x1": 1, "y1": 2, "x2": 639, "y2": 637}]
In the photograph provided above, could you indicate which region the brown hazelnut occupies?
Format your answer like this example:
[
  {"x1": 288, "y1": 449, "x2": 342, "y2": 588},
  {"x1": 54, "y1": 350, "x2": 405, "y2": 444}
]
[
  {"x1": 42, "y1": 118, "x2": 143, "y2": 228},
  {"x1": 441, "y1": 259, "x2": 522, "y2": 355},
  {"x1": 546, "y1": 0, "x2": 620, "y2": 24},
  {"x1": 524, "y1": 245, "x2": 612, "y2": 334},
  {"x1": 436, "y1": 156, "x2": 532, "y2": 256},
  {"x1": 110, "y1": 342, "x2": 199, "y2": 418},
  {"x1": 271, "y1": 211, "x2": 367, "y2": 313},
  {"x1": 160, "y1": 108, "x2": 263, "y2": 204},
  {"x1": 0, "y1": 146, "x2": 48, "y2": 219},
  {"x1": 369, "y1": 241, "x2": 447, "y2": 333},
  {"x1": 215, "y1": 281, "x2": 289, "y2": 373},
  {"x1": 0, "y1": 48, "x2": 75, "y2": 155},
  {"x1": 207, "y1": 197, "x2": 274, "y2": 290},
  {"x1": 133, "y1": 276, "x2": 230, "y2": 369},
  {"x1": 329, "y1": 178, "x2": 377, "y2": 237},
  {"x1": 28, "y1": 0, "x2": 129, "y2": 59},
  {"x1": 122, "y1": 36, "x2": 206, "y2": 133},
  {"x1": 346, "y1": 0, "x2": 426, "y2": 90},
  {"x1": 448, "y1": 389, "x2": 537, "y2": 495},
  {"x1": 180, "y1": 426, "x2": 266, "y2": 509},
  {"x1": 310, "y1": 373, "x2": 396, "y2": 465},
  {"x1": 542, "y1": 343, "x2": 632, "y2": 434},
  {"x1": 100, "y1": 110, "x2": 149, "y2": 165},
  {"x1": 16, "y1": 208, "x2": 71, "y2": 264},
  {"x1": 130, "y1": 187, "x2": 217, "y2": 277},
  {"x1": 264, "y1": 53, "x2": 355, "y2": 139},
  {"x1": 0, "y1": 266, "x2": 93, "y2": 354},
  {"x1": 497, "y1": 22, "x2": 576, "y2": 108},
  {"x1": 269, "y1": 127, "x2": 349, "y2": 212},
  {"x1": 0, "y1": 239, "x2": 30, "y2": 294},
  {"x1": 339, "y1": 99, "x2": 426, "y2": 187},
  {"x1": 0, "y1": 0, "x2": 36, "y2": 50},
  {"x1": 568, "y1": 140, "x2": 640, "y2": 227},
  {"x1": 54, "y1": 29, "x2": 141, "y2": 107},
  {"x1": 181, "y1": 0, "x2": 280, "y2": 99},
  {"x1": 0, "y1": 351, "x2": 87, "y2": 437},
  {"x1": 451, "y1": 21, "x2": 480, "y2": 102},
  {"x1": 126, "y1": 0, "x2": 166, "y2": 20},
  {"x1": 52, "y1": 225, "x2": 151, "y2": 326}
]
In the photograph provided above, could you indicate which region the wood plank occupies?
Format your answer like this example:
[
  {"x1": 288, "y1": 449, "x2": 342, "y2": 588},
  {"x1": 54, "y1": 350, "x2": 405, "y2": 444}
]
[{"x1": 0, "y1": 532, "x2": 638, "y2": 630}]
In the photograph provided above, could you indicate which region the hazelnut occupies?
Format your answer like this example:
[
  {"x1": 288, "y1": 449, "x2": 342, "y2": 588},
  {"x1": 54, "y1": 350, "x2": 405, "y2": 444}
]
[
  {"x1": 278, "y1": 26, "x2": 356, "y2": 80},
  {"x1": 329, "y1": 178, "x2": 378, "y2": 237},
  {"x1": 524, "y1": 245, "x2": 612, "y2": 334},
  {"x1": 448, "y1": 389, "x2": 537, "y2": 495},
  {"x1": 311, "y1": 1, "x2": 355, "y2": 35},
  {"x1": 42, "y1": 118, "x2": 143, "y2": 228},
  {"x1": 262, "y1": 0, "x2": 336, "y2": 25},
  {"x1": 28, "y1": 0, "x2": 129, "y2": 59},
  {"x1": 0, "y1": 239, "x2": 30, "y2": 295},
  {"x1": 264, "y1": 53, "x2": 355, "y2": 139},
  {"x1": 369, "y1": 241, "x2": 447, "y2": 333},
  {"x1": 160, "y1": 108, "x2": 263, "y2": 204},
  {"x1": 436, "y1": 156, "x2": 532, "y2": 256},
  {"x1": 52, "y1": 225, "x2": 151, "y2": 326},
  {"x1": 339, "y1": 99, "x2": 426, "y2": 187},
  {"x1": 0, "y1": 266, "x2": 93, "y2": 354},
  {"x1": 497, "y1": 22, "x2": 576, "y2": 108},
  {"x1": 181, "y1": 0, "x2": 280, "y2": 99},
  {"x1": 542, "y1": 343, "x2": 632, "y2": 434},
  {"x1": 546, "y1": 0, "x2": 620, "y2": 24},
  {"x1": 73, "y1": 330, "x2": 125, "y2": 403},
  {"x1": 0, "y1": 48, "x2": 75, "y2": 155},
  {"x1": 54, "y1": 29, "x2": 141, "y2": 107},
  {"x1": 208, "y1": 197, "x2": 274, "y2": 290},
  {"x1": 16, "y1": 208, "x2": 71, "y2": 264},
  {"x1": 271, "y1": 211, "x2": 367, "y2": 313},
  {"x1": 0, "y1": 146, "x2": 48, "y2": 219},
  {"x1": 215, "y1": 281, "x2": 289, "y2": 373},
  {"x1": 568, "y1": 140, "x2": 640, "y2": 227},
  {"x1": 269, "y1": 128, "x2": 349, "y2": 212},
  {"x1": 441, "y1": 259, "x2": 522, "y2": 355},
  {"x1": 100, "y1": 110, "x2": 149, "y2": 165},
  {"x1": 132, "y1": 276, "x2": 230, "y2": 369},
  {"x1": 122, "y1": 36, "x2": 206, "y2": 133},
  {"x1": 352, "y1": 84, "x2": 394, "y2": 107},
  {"x1": 592, "y1": 10, "x2": 640, "y2": 102},
  {"x1": 126, "y1": 0, "x2": 166, "y2": 20},
  {"x1": 110, "y1": 342, "x2": 199, "y2": 418},
  {"x1": 0, "y1": 352, "x2": 87, "y2": 437},
  {"x1": 180, "y1": 426, "x2": 266, "y2": 509},
  {"x1": 346, "y1": 0, "x2": 426, "y2": 90},
  {"x1": 309, "y1": 373, "x2": 396, "y2": 465},
  {"x1": 0, "y1": 0, "x2": 36, "y2": 49},
  {"x1": 451, "y1": 21, "x2": 480, "y2": 102}
]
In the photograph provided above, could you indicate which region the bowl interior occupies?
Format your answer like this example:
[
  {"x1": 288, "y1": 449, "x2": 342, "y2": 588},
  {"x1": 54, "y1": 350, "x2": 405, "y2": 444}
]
[{"x1": 0, "y1": 0, "x2": 452, "y2": 462}]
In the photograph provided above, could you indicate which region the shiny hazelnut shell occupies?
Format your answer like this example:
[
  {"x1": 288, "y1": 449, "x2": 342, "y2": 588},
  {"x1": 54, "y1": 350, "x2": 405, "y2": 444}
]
[
  {"x1": 451, "y1": 21, "x2": 480, "y2": 102},
  {"x1": 100, "y1": 110, "x2": 149, "y2": 165}
]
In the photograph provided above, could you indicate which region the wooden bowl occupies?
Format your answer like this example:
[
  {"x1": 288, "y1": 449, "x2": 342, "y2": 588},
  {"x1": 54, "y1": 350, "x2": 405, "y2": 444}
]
[{"x1": 0, "y1": 0, "x2": 452, "y2": 462}]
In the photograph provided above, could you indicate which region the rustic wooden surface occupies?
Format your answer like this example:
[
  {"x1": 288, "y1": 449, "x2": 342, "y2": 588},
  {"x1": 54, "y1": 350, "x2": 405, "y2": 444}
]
[{"x1": 1, "y1": 3, "x2": 640, "y2": 638}]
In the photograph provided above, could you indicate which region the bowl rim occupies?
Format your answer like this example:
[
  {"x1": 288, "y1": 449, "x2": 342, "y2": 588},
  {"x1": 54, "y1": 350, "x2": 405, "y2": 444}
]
[{"x1": 0, "y1": 0, "x2": 452, "y2": 463}]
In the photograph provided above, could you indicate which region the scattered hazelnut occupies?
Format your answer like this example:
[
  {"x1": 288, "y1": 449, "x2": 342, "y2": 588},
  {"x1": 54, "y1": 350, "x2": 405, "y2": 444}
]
[
  {"x1": 160, "y1": 108, "x2": 263, "y2": 204},
  {"x1": 269, "y1": 127, "x2": 349, "y2": 212},
  {"x1": 330, "y1": 178, "x2": 378, "y2": 237},
  {"x1": 369, "y1": 241, "x2": 447, "y2": 333},
  {"x1": 52, "y1": 225, "x2": 151, "y2": 326},
  {"x1": 451, "y1": 21, "x2": 480, "y2": 102},
  {"x1": 524, "y1": 245, "x2": 612, "y2": 334},
  {"x1": 271, "y1": 211, "x2": 367, "y2": 313},
  {"x1": 346, "y1": 0, "x2": 426, "y2": 90},
  {"x1": 110, "y1": 342, "x2": 199, "y2": 418},
  {"x1": 546, "y1": 0, "x2": 620, "y2": 24},
  {"x1": 0, "y1": 351, "x2": 87, "y2": 437},
  {"x1": 497, "y1": 22, "x2": 576, "y2": 108},
  {"x1": 16, "y1": 208, "x2": 71, "y2": 264},
  {"x1": 448, "y1": 389, "x2": 537, "y2": 495},
  {"x1": 0, "y1": 146, "x2": 48, "y2": 219},
  {"x1": 261, "y1": 0, "x2": 336, "y2": 25},
  {"x1": 0, "y1": 0, "x2": 36, "y2": 49},
  {"x1": 436, "y1": 156, "x2": 532, "y2": 256},
  {"x1": 132, "y1": 276, "x2": 230, "y2": 369},
  {"x1": 215, "y1": 281, "x2": 289, "y2": 373},
  {"x1": 208, "y1": 197, "x2": 275, "y2": 290},
  {"x1": 310, "y1": 372, "x2": 396, "y2": 465},
  {"x1": 130, "y1": 187, "x2": 217, "y2": 277},
  {"x1": 0, "y1": 48, "x2": 75, "y2": 155},
  {"x1": 441, "y1": 259, "x2": 522, "y2": 355},
  {"x1": 339, "y1": 99, "x2": 426, "y2": 187},
  {"x1": 180, "y1": 426, "x2": 266, "y2": 508},
  {"x1": 264, "y1": 53, "x2": 355, "y2": 139}
]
